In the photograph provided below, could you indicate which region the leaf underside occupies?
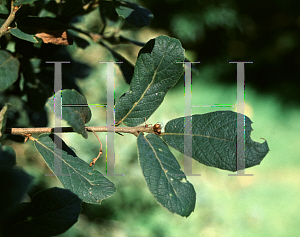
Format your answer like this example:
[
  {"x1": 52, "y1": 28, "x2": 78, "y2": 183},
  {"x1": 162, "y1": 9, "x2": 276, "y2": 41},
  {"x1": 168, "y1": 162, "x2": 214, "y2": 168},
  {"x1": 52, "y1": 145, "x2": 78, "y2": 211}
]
[{"x1": 162, "y1": 111, "x2": 270, "y2": 172}]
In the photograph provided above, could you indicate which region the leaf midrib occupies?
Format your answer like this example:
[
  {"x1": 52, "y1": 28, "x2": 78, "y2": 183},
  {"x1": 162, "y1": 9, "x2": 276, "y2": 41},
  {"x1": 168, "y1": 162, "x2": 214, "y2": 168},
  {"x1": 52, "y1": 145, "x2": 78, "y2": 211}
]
[
  {"x1": 0, "y1": 55, "x2": 14, "y2": 69},
  {"x1": 35, "y1": 139, "x2": 98, "y2": 186},
  {"x1": 143, "y1": 135, "x2": 184, "y2": 207},
  {"x1": 117, "y1": 38, "x2": 170, "y2": 125}
]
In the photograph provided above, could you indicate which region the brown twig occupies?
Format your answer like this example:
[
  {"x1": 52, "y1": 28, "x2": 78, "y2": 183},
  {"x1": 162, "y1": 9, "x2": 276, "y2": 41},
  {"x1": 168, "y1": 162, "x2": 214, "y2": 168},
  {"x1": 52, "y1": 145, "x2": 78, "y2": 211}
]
[
  {"x1": 4, "y1": 125, "x2": 156, "y2": 136},
  {"x1": 0, "y1": 1, "x2": 21, "y2": 38},
  {"x1": 86, "y1": 127, "x2": 103, "y2": 166}
]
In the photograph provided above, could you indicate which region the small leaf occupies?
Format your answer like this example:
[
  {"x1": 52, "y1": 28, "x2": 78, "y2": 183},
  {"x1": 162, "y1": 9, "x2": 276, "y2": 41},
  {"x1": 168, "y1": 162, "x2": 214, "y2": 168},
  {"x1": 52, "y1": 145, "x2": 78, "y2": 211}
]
[
  {"x1": 14, "y1": 16, "x2": 73, "y2": 45},
  {"x1": 13, "y1": 0, "x2": 38, "y2": 6},
  {"x1": 34, "y1": 134, "x2": 116, "y2": 204},
  {"x1": 47, "y1": 89, "x2": 92, "y2": 139},
  {"x1": 10, "y1": 28, "x2": 38, "y2": 43},
  {"x1": 115, "y1": 35, "x2": 185, "y2": 126},
  {"x1": 162, "y1": 111, "x2": 270, "y2": 172},
  {"x1": 116, "y1": 1, "x2": 153, "y2": 28},
  {"x1": 0, "y1": 103, "x2": 10, "y2": 137},
  {"x1": 0, "y1": 50, "x2": 20, "y2": 91},
  {"x1": 1, "y1": 187, "x2": 82, "y2": 237},
  {"x1": 137, "y1": 133, "x2": 196, "y2": 217}
]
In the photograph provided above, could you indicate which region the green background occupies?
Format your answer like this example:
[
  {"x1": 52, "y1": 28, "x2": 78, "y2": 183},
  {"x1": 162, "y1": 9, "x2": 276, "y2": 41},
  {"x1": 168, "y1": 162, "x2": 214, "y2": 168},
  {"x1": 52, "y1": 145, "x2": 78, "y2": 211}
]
[{"x1": 3, "y1": 0, "x2": 300, "y2": 236}]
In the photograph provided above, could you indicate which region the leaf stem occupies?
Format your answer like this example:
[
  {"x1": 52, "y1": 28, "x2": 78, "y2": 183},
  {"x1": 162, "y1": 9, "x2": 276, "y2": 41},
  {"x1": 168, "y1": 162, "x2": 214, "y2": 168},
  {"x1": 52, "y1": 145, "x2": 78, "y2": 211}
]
[
  {"x1": 0, "y1": 1, "x2": 20, "y2": 38},
  {"x1": 4, "y1": 125, "x2": 156, "y2": 136}
]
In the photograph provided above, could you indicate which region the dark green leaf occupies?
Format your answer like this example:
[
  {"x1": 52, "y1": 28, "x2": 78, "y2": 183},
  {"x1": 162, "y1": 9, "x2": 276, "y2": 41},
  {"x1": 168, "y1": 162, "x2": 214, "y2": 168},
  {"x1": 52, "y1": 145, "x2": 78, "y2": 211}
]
[
  {"x1": 0, "y1": 165, "x2": 33, "y2": 223},
  {"x1": 115, "y1": 35, "x2": 185, "y2": 127},
  {"x1": 137, "y1": 133, "x2": 196, "y2": 217},
  {"x1": 47, "y1": 89, "x2": 92, "y2": 138},
  {"x1": 61, "y1": 0, "x2": 85, "y2": 17},
  {"x1": 15, "y1": 16, "x2": 67, "y2": 34},
  {"x1": 13, "y1": 0, "x2": 38, "y2": 6},
  {"x1": 1, "y1": 187, "x2": 81, "y2": 237},
  {"x1": 0, "y1": 143, "x2": 16, "y2": 169},
  {"x1": 10, "y1": 28, "x2": 38, "y2": 43},
  {"x1": 34, "y1": 134, "x2": 116, "y2": 204},
  {"x1": 116, "y1": 1, "x2": 153, "y2": 28},
  {"x1": 0, "y1": 103, "x2": 10, "y2": 137},
  {"x1": 99, "y1": 1, "x2": 119, "y2": 24},
  {"x1": 20, "y1": 58, "x2": 52, "y2": 112},
  {"x1": 0, "y1": 50, "x2": 20, "y2": 91},
  {"x1": 0, "y1": 4, "x2": 9, "y2": 14},
  {"x1": 162, "y1": 111, "x2": 270, "y2": 172}
]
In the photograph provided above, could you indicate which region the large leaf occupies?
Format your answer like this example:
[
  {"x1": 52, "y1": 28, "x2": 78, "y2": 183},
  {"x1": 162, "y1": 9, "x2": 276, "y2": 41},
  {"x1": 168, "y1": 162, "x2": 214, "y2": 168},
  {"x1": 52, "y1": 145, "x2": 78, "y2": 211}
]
[
  {"x1": 1, "y1": 187, "x2": 82, "y2": 237},
  {"x1": 0, "y1": 103, "x2": 10, "y2": 137},
  {"x1": 137, "y1": 133, "x2": 196, "y2": 217},
  {"x1": 115, "y1": 35, "x2": 185, "y2": 127},
  {"x1": 34, "y1": 134, "x2": 116, "y2": 204},
  {"x1": 0, "y1": 50, "x2": 20, "y2": 91},
  {"x1": 115, "y1": 1, "x2": 153, "y2": 28},
  {"x1": 47, "y1": 89, "x2": 92, "y2": 139},
  {"x1": 162, "y1": 111, "x2": 270, "y2": 172}
]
